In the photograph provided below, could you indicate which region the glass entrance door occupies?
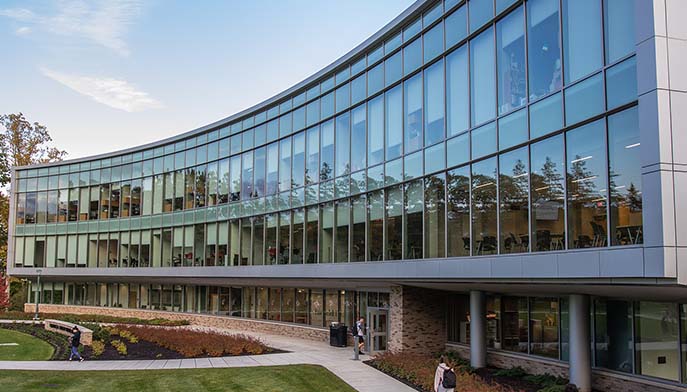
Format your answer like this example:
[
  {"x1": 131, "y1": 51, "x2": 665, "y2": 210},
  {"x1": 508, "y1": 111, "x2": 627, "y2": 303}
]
[{"x1": 367, "y1": 307, "x2": 389, "y2": 355}]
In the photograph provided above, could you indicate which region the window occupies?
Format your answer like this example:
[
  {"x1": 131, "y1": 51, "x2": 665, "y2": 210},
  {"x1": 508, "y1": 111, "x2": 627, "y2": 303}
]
[
  {"x1": 594, "y1": 299, "x2": 633, "y2": 373},
  {"x1": 497, "y1": 6, "x2": 526, "y2": 114},
  {"x1": 530, "y1": 135, "x2": 566, "y2": 252},
  {"x1": 606, "y1": 57, "x2": 637, "y2": 110},
  {"x1": 368, "y1": 95, "x2": 384, "y2": 166},
  {"x1": 529, "y1": 92, "x2": 563, "y2": 139},
  {"x1": 351, "y1": 195, "x2": 366, "y2": 262},
  {"x1": 604, "y1": 0, "x2": 635, "y2": 64},
  {"x1": 351, "y1": 74, "x2": 366, "y2": 104},
  {"x1": 425, "y1": 142, "x2": 445, "y2": 174},
  {"x1": 563, "y1": 0, "x2": 602, "y2": 83},
  {"x1": 279, "y1": 212, "x2": 290, "y2": 264},
  {"x1": 447, "y1": 46, "x2": 469, "y2": 136},
  {"x1": 279, "y1": 139, "x2": 291, "y2": 193},
  {"x1": 305, "y1": 207, "x2": 318, "y2": 264},
  {"x1": 469, "y1": 0, "x2": 494, "y2": 33},
  {"x1": 471, "y1": 28, "x2": 496, "y2": 126},
  {"x1": 384, "y1": 86, "x2": 403, "y2": 160},
  {"x1": 241, "y1": 153, "x2": 253, "y2": 200},
  {"x1": 608, "y1": 107, "x2": 642, "y2": 245},
  {"x1": 291, "y1": 210, "x2": 304, "y2": 264},
  {"x1": 404, "y1": 180, "x2": 423, "y2": 259},
  {"x1": 335, "y1": 84, "x2": 350, "y2": 113},
  {"x1": 424, "y1": 173, "x2": 445, "y2": 258},
  {"x1": 472, "y1": 157, "x2": 497, "y2": 255},
  {"x1": 565, "y1": 73, "x2": 604, "y2": 125},
  {"x1": 566, "y1": 119, "x2": 607, "y2": 249},
  {"x1": 446, "y1": 166, "x2": 470, "y2": 257},
  {"x1": 423, "y1": 22, "x2": 444, "y2": 62},
  {"x1": 527, "y1": 0, "x2": 561, "y2": 100},
  {"x1": 335, "y1": 201, "x2": 349, "y2": 262},
  {"x1": 335, "y1": 113, "x2": 350, "y2": 177},
  {"x1": 368, "y1": 190, "x2": 384, "y2": 261},
  {"x1": 320, "y1": 120, "x2": 334, "y2": 181},
  {"x1": 292, "y1": 133, "x2": 305, "y2": 189},
  {"x1": 499, "y1": 147, "x2": 529, "y2": 254},
  {"x1": 386, "y1": 186, "x2": 403, "y2": 260},
  {"x1": 320, "y1": 203, "x2": 334, "y2": 263},
  {"x1": 404, "y1": 39, "x2": 422, "y2": 75},
  {"x1": 404, "y1": 74, "x2": 423, "y2": 153},
  {"x1": 385, "y1": 52, "x2": 402, "y2": 87},
  {"x1": 368, "y1": 63, "x2": 384, "y2": 96},
  {"x1": 445, "y1": 6, "x2": 467, "y2": 48},
  {"x1": 279, "y1": 113, "x2": 293, "y2": 138},
  {"x1": 321, "y1": 92, "x2": 334, "y2": 119},
  {"x1": 351, "y1": 104, "x2": 366, "y2": 173},
  {"x1": 471, "y1": 121, "x2": 497, "y2": 159},
  {"x1": 306, "y1": 127, "x2": 319, "y2": 185},
  {"x1": 502, "y1": 296, "x2": 528, "y2": 353},
  {"x1": 424, "y1": 60, "x2": 444, "y2": 146},
  {"x1": 266, "y1": 143, "x2": 278, "y2": 196},
  {"x1": 498, "y1": 108, "x2": 527, "y2": 150},
  {"x1": 635, "y1": 302, "x2": 680, "y2": 381},
  {"x1": 306, "y1": 100, "x2": 320, "y2": 127},
  {"x1": 530, "y1": 298, "x2": 559, "y2": 358},
  {"x1": 254, "y1": 147, "x2": 266, "y2": 197}
]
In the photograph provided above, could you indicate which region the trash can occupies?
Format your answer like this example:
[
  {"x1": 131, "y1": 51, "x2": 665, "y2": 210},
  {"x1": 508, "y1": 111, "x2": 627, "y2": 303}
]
[{"x1": 329, "y1": 323, "x2": 348, "y2": 347}]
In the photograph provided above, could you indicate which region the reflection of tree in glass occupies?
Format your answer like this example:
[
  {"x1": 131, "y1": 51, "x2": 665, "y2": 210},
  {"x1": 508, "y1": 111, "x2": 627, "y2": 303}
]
[
  {"x1": 567, "y1": 155, "x2": 598, "y2": 204},
  {"x1": 447, "y1": 170, "x2": 469, "y2": 220},
  {"x1": 499, "y1": 159, "x2": 528, "y2": 209},
  {"x1": 531, "y1": 156, "x2": 564, "y2": 203},
  {"x1": 320, "y1": 162, "x2": 332, "y2": 181}
]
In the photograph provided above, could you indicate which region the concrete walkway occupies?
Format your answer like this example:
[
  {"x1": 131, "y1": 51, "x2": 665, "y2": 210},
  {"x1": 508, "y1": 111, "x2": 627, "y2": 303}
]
[{"x1": 0, "y1": 324, "x2": 415, "y2": 392}]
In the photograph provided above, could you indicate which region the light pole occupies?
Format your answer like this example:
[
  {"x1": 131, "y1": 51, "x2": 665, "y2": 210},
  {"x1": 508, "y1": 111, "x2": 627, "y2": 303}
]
[{"x1": 33, "y1": 269, "x2": 42, "y2": 320}]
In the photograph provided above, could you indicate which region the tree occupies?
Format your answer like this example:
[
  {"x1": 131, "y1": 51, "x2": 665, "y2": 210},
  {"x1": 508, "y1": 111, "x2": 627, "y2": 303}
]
[{"x1": 0, "y1": 113, "x2": 66, "y2": 305}]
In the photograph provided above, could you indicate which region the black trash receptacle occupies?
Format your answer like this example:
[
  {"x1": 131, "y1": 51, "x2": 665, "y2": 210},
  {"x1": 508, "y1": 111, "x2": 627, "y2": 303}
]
[{"x1": 329, "y1": 323, "x2": 348, "y2": 347}]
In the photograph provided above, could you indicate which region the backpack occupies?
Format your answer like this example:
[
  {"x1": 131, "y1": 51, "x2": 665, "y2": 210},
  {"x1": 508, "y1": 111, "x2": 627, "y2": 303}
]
[
  {"x1": 350, "y1": 325, "x2": 357, "y2": 336},
  {"x1": 442, "y1": 368, "x2": 456, "y2": 389}
]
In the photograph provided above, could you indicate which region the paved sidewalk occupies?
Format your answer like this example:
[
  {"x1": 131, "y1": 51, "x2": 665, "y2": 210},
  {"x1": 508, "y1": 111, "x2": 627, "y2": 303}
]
[{"x1": 0, "y1": 324, "x2": 414, "y2": 392}]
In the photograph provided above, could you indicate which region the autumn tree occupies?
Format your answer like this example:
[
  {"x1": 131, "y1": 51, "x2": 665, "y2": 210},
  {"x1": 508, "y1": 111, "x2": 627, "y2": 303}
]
[{"x1": 0, "y1": 113, "x2": 67, "y2": 308}]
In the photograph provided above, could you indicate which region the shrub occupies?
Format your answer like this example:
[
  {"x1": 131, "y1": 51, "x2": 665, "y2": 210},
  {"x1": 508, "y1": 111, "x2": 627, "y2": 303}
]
[
  {"x1": 372, "y1": 352, "x2": 512, "y2": 392},
  {"x1": 82, "y1": 323, "x2": 111, "y2": 342},
  {"x1": 118, "y1": 330, "x2": 139, "y2": 344},
  {"x1": 494, "y1": 366, "x2": 527, "y2": 378},
  {"x1": 524, "y1": 373, "x2": 568, "y2": 388},
  {"x1": 91, "y1": 340, "x2": 105, "y2": 357},
  {"x1": 110, "y1": 339, "x2": 127, "y2": 356},
  {"x1": 116, "y1": 326, "x2": 271, "y2": 358}
]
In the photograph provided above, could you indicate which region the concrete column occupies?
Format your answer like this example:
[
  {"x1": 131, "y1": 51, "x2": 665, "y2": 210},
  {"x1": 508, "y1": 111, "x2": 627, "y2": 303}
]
[
  {"x1": 569, "y1": 294, "x2": 592, "y2": 392},
  {"x1": 469, "y1": 290, "x2": 486, "y2": 368}
]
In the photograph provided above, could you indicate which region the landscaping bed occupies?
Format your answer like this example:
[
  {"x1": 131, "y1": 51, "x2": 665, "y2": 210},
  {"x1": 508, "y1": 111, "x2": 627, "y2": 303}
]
[
  {"x1": 366, "y1": 352, "x2": 577, "y2": 392},
  {"x1": 0, "y1": 310, "x2": 188, "y2": 326},
  {"x1": 83, "y1": 324, "x2": 275, "y2": 360}
]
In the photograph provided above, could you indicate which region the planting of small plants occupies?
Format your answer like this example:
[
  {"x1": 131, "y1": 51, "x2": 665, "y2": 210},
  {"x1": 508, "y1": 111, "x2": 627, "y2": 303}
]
[
  {"x1": 367, "y1": 352, "x2": 579, "y2": 392},
  {"x1": 0, "y1": 310, "x2": 189, "y2": 326},
  {"x1": 82, "y1": 324, "x2": 274, "y2": 360}
]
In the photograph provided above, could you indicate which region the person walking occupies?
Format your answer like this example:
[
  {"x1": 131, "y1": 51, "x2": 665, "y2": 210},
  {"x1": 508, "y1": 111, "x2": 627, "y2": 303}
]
[
  {"x1": 68, "y1": 326, "x2": 84, "y2": 362},
  {"x1": 434, "y1": 356, "x2": 456, "y2": 392},
  {"x1": 355, "y1": 317, "x2": 366, "y2": 355}
]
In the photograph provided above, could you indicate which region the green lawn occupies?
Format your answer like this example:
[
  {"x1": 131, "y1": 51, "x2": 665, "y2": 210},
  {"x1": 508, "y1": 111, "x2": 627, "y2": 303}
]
[
  {"x1": 0, "y1": 328, "x2": 54, "y2": 361},
  {"x1": 0, "y1": 365, "x2": 356, "y2": 392}
]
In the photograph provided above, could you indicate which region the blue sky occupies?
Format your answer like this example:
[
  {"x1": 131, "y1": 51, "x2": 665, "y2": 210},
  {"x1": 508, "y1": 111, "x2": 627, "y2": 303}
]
[{"x1": 0, "y1": 0, "x2": 414, "y2": 159}]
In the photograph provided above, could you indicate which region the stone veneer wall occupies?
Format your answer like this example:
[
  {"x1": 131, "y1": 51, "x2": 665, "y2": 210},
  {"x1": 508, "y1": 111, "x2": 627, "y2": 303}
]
[
  {"x1": 388, "y1": 286, "x2": 446, "y2": 353},
  {"x1": 446, "y1": 343, "x2": 683, "y2": 392},
  {"x1": 24, "y1": 303, "x2": 330, "y2": 343}
]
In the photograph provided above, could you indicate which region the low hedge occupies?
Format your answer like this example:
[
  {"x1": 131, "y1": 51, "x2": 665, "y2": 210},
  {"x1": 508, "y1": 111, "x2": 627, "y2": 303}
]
[{"x1": 0, "y1": 311, "x2": 189, "y2": 326}]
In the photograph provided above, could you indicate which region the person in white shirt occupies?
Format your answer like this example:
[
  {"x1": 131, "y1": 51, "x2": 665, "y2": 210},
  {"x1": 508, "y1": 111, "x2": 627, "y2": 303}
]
[{"x1": 355, "y1": 317, "x2": 366, "y2": 354}]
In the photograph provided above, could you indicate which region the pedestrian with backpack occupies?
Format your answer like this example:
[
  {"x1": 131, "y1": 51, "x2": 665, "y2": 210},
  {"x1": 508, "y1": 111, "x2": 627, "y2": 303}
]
[
  {"x1": 68, "y1": 326, "x2": 84, "y2": 362},
  {"x1": 433, "y1": 356, "x2": 456, "y2": 392},
  {"x1": 354, "y1": 317, "x2": 366, "y2": 355}
]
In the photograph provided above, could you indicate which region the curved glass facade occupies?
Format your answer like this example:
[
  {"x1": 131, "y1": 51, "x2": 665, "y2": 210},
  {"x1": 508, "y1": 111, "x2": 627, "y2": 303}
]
[
  {"x1": 12, "y1": 0, "x2": 641, "y2": 269},
  {"x1": 12, "y1": 0, "x2": 687, "y2": 387}
]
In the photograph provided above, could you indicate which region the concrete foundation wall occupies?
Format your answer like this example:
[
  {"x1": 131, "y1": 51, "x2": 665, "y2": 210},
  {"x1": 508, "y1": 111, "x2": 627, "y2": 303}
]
[
  {"x1": 24, "y1": 303, "x2": 330, "y2": 343},
  {"x1": 446, "y1": 343, "x2": 683, "y2": 392}
]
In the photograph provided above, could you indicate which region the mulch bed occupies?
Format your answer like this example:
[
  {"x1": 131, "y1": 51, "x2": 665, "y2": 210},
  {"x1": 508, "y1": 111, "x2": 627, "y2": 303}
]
[
  {"x1": 82, "y1": 338, "x2": 185, "y2": 360},
  {"x1": 364, "y1": 359, "x2": 425, "y2": 391}
]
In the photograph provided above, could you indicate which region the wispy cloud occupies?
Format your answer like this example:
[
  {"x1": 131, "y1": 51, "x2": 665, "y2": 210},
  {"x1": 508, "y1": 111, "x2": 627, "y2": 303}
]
[
  {"x1": 0, "y1": 1, "x2": 143, "y2": 56},
  {"x1": 15, "y1": 26, "x2": 32, "y2": 36},
  {"x1": 41, "y1": 67, "x2": 163, "y2": 112}
]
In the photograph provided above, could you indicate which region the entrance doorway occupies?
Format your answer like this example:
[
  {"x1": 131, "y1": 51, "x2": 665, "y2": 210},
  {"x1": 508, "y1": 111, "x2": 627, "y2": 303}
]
[{"x1": 366, "y1": 307, "x2": 389, "y2": 355}]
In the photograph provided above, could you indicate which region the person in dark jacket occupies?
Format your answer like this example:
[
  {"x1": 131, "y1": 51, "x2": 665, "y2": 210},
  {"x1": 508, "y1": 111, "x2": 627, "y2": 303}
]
[{"x1": 68, "y1": 326, "x2": 84, "y2": 362}]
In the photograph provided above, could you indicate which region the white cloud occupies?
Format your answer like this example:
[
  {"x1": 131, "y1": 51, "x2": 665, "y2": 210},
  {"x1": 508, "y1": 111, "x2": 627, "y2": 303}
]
[
  {"x1": 41, "y1": 67, "x2": 163, "y2": 112},
  {"x1": 15, "y1": 26, "x2": 31, "y2": 36},
  {"x1": 0, "y1": 1, "x2": 143, "y2": 56}
]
